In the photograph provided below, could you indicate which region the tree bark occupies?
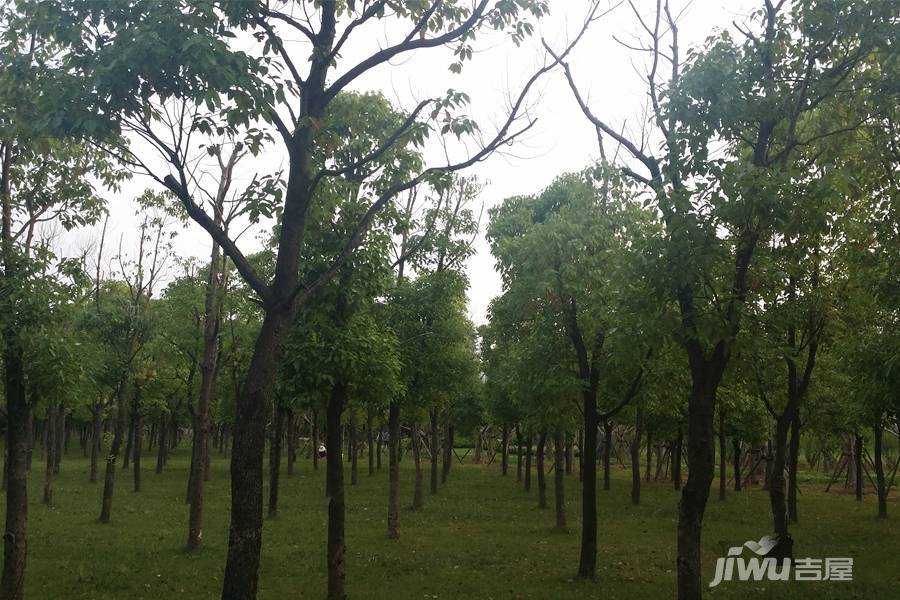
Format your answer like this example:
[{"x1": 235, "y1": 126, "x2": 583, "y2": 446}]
[
  {"x1": 43, "y1": 404, "x2": 56, "y2": 505},
  {"x1": 536, "y1": 430, "x2": 547, "y2": 509},
  {"x1": 156, "y1": 412, "x2": 167, "y2": 475},
  {"x1": 854, "y1": 432, "x2": 863, "y2": 501},
  {"x1": 412, "y1": 423, "x2": 424, "y2": 510},
  {"x1": 500, "y1": 423, "x2": 509, "y2": 476},
  {"x1": 267, "y1": 405, "x2": 285, "y2": 518},
  {"x1": 366, "y1": 409, "x2": 374, "y2": 476},
  {"x1": 312, "y1": 409, "x2": 319, "y2": 471},
  {"x1": 429, "y1": 408, "x2": 439, "y2": 495},
  {"x1": 675, "y1": 366, "x2": 720, "y2": 600},
  {"x1": 132, "y1": 407, "x2": 143, "y2": 493},
  {"x1": 673, "y1": 428, "x2": 683, "y2": 491},
  {"x1": 787, "y1": 413, "x2": 800, "y2": 522},
  {"x1": 220, "y1": 308, "x2": 291, "y2": 599},
  {"x1": 718, "y1": 409, "x2": 726, "y2": 501},
  {"x1": 90, "y1": 403, "x2": 102, "y2": 483},
  {"x1": 1, "y1": 348, "x2": 29, "y2": 600},
  {"x1": 631, "y1": 405, "x2": 643, "y2": 505},
  {"x1": 733, "y1": 438, "x2": 742, "y2": 492},
  {"x1": 524, "y1": 433, "x2": 532, "y2": 492},
  {"x1": 553, "y1": 430, "x2": 566, "y2": 529},
  {"x1": 100, "y1": 375, "x2": 128, "y2": 523},
  {"x1": 349, "y1": 415, "x2": 358, "y2": 486},
  {"x1": 601, "y1": 420, "x2": 612, "y2": 491},
  {"x1": 326, "y1": 380, "x2": 347, "y2": 600},
  {"x1": 515, "y1": 426, "x2": 523, "y2": 482},
  {"x1": 577, "y1": 391, "x2": 598, "y2": 579},
  {"x1": 123, "y1": 410, "x2": 134, "y2": 469},
  {"x1": 386, "y1": 402, "x2": 401, "y2": 538},
  {"x1": 873, "y1": 419, "x2": 887, "y2": 518}
]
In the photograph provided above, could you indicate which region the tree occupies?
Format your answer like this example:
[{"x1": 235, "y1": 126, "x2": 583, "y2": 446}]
[{"x1": 549, "y1": 1, "x2": 896, "y2": 593}]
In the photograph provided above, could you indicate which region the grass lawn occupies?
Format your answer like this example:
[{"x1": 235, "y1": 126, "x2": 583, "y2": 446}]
[{"x1": 9, "y1": 447, "x2": 898, "y2": 599}]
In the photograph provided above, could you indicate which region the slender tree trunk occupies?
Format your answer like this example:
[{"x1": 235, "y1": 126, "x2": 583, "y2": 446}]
[
  {"x1": 90, "y1": 404, "x2": 102, "y2": 483},
  {"x1": 350, "y1": 415, "x2": 358, "y2": 486},
  {"x1": 1, "y1": 347, "x2": 29, "y2": 600},
  {"x1": 133, "y1": 408, "x2": 143, "y2": 493},
  {"x1": 287, "y1": 409, "x2": 296, "y2": 478},
  {"x1": 873, "y1": 419, "x2": 887, "y2": 518},
  {"x1": 631, "y1": 405, "x2": 643, "y2": 505},
  {"x1": 326, "y1": 381, "x2": 347, "y2": 600},
  {"x1": 267, "y1": 405, "x2": 285, "y2": 518},
  {"x1": 312, "y1": 409, "x2": 319, "y2": 471},
  {"x1": 100, "y1": 376, "x2": 128, "y2": 523},
  {"x1": 441, "y1": 421, "x2": 453, "y2": 483},
  {"x1": 524, "y1": 434, "x2": 533, "y2": 492},
  {"x1": 536, "y1": 430, "x2": 547, "y2": 509},
  {"x1": 515, "y1": 426, "x2": 523, "y2": 482},
  {"x1": 577, "y1": 390, "x2": 599, "y2": 579},
  {"x1": 577, "y1": 427, "x2": 584, "y2": 483},
  {"x1": 673, "y1": 428, "x2": 683, "y2": 491},
  {"x1": 675, "y1": 368, "x2": 719, "y2": 600},
  {"x1": 43, "y1": 404, "x2": 56, "y2": 505},
  {"x1": 602, "y1": 420, "x2": 612, "y2": 491},
  {"x1": 644, "y1": 425, "x2": 652, "y2": 483},
  {"x1": 123, "y1": 410, "x2": 134, "y2": 469},
  {"x1": 500, "y1": 423, "x2": 509, "y2": 476},
  {"x1": 553, "y1": 430, "x2": 566, "y2": 529},
  {"x1": 429, "y1": 408, "x2": 439, "y2": 495},
  {"x1": 156, "y1": 412, "x2": 167, "y2": 475},
  {"x1": 386, "y1": 402, "x2": 400, "y2": 538},
  {"x1": 718, "y1": 409, "x2": 726, "y2": 501},
  {"x1": 412, "y1": 423, "x2": 424, "y2": 510},
  {"x1": 854, "y1": 432, "x2": 863, "y2": 501},
  {"x1": 733, "y1": 438, "x2": 742, "y2": 492},
  {"x1": 769, "y1": 413, "x2": 791, "y2": 544},
  {"x1": 53, "y1": 407, "x2": 64, "y2": 474},
  {"x1": 787, "y1": 413, "x2": 800, "y2": 523},
  {"x1": 366, "y1": 409, "x2": 374, "y2": 476}
]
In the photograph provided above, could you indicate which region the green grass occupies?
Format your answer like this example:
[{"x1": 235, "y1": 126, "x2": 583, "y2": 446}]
[{"x1": 8, "y1": 448, "x2": 898, "y2": 599}]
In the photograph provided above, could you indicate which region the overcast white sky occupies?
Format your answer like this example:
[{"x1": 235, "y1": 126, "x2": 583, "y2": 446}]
[{"x1": 68, "y1": 0, "x2": 758, "y2": 324}]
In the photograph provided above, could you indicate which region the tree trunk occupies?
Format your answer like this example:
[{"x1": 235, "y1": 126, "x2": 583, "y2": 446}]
[
  {"x1": 350, "y1": 415, "x2": 358, "y2": 486},
  {"x1": 577, "y1": 389, "x2": 599, "y2": 579},
  {"x1": 536, "y1": 430, "x2": 547, "y2": 509},
  {"x1": 287, "y1": 409, "x2": 296, "y2": 477},
  {"x1": 732, "y1": 438, "x2": 742, "y2": 492},
  {"x1": 366, "y1": 409, "x2": 374, "y2": 476},
  {"x1": 43, "y1": 404, "x2": 56, "y2": 505},
  {"x1": 602, "y1": 420, "x2": 612, "y2": 491},
  {"x1": 524, "y1": 434, "x2": 532, "y2": 492},
  {"x1": 854, "y1": 432, "x2": 863, "y2": 501},
  {"x1": 554, "y1": 430, "x2": 566, "y2": 529},
  {"x1": 53, "y1": 407, "x2": 64, "y2": 474},
  {"x1": 123, "y1": 410, "x2": 134, "y2": 469},
  {"x1": 429, "y1": 408, "x2": 439, "y2": 495},
  {"x1": 312, "y1": 409, "x2": 319, "y2": 471},
  {"x1": 565, "y1": 433, "x2": 573, "y2": 476},
  {"x1": 132, "y1": 409, "x2": 143, "y2": 493},
  {"x1": 787, "y1": 413, "x2": 800, "y2": 523},
  {"x1": 220, "y1": 308, "x2": 291, "y2": 600},
  {"x1": 267, "y1": 405, "x2": 285, "y2": 518},
  {"x1": 442, "y1": 422, "x2": 453, "y2": 483},
  {"x1": 873, "y1": 419, "x2": 887, "y2": 518},
  {"x1": 100, "y1": 376, "x2": 128, "y2": 523},
  {"x1": 386, "y1": 402, "x2": 400, "y2": 538},
  {"x1": 673, "y1": 428, "x2": 683, "y2": 491},
  {"x1": 644, "y1": 425, "x2": 652, "y2": 482},
  {"x1": 515, "y1": 426, "x2": 523, "y2": 482},
  {"x1": 631, "y1": 405, "x2": 643, "y2": 505},
  {"x1": 718, "y1": 409, "x2": 726, "y2": 501},
  {"x1": 1, "y1": 348, "x2": 29, "y2": 600},
  {"x1": 90, "y1": 404, "x2": 102, "y2": 483},
  {"x1": 577, "y1": 427, "x2": 584, "y2": 483},
  {"x1": 676, "y1": 369, "x2": 720, "y2": 600},
  {"x1": 500, "y1": 423, "x2": 509, "y2": 476},
  {"x1": 326, "y1": 381, "x2": 347, "y2": 600},
  {"x1": 156, "y1": 412, "x2": 167, "y2": 475},
  {"x1": 412, "y1": 423, "x2": 424, "y2": 510},
  {"x1": 769, "y1": 412, "x2": 791, "y2": 542}
]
